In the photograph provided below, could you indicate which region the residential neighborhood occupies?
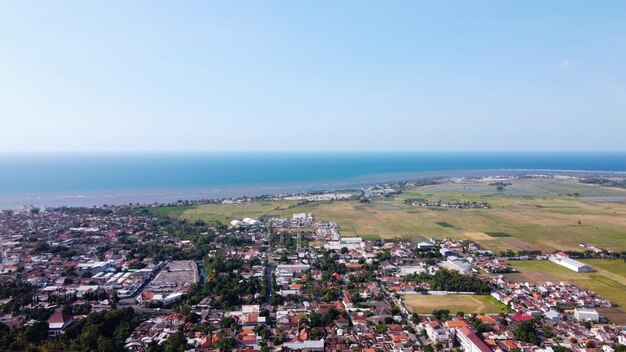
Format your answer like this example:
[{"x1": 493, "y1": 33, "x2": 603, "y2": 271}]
[{"x1": 0, "y1": 202, "x2": 626, "y2": 352}]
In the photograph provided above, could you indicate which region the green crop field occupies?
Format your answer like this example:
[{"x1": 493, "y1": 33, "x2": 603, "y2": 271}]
[{"x1": 401, "y1": 294, "x2": 507, "y2": 314}]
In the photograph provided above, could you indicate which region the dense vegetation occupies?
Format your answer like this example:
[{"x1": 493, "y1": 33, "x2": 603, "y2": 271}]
[
  {"x1": 404, "y1": 269, "x2": 491, "y2": 294},
  {"x1": 513, "y1": 319, "x2": 540, "y2": 345},
  {"x1": 0, "y1": 281, "x2": 33, "y2": 299},
  {"x1": 0, "y1": 308, "x2": 142, "y2": 352},
  {"x1": 580, "y1": 177, "x2": 626, "y2": 189},
  {"x1": 186, "y1": 256, "x2": 266, "y2": 310}
]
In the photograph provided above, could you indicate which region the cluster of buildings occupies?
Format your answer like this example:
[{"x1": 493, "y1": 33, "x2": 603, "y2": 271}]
[
  {"x1": 126, "y1": 313, "x2": 187, "y2": 349},
  {"x1": 414, "y1": 311, "x2": 626, "y2": 352},
  {"x1": 405, "y1": 200, "x2": 491, "y2": 209},
  {"x1": 490, "y1": 276, "x2": 613, "y2": 314},
  {"x1": 138, "y1": 260, "x2": 198, "y2": 306},
  {"x1": 265, "y1": 213, "x2": 314, "y2": 228},
  {"x1": 0, "y1": 205, "x2": 206, "y2": 336},
  {"x1": 2, "y1": 203, "x2": 626, "y2": 352}
]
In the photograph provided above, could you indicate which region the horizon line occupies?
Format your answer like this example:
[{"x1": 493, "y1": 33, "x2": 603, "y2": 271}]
[{"x1": 2, "y1": 150, "x2": 626, "y2": 154}]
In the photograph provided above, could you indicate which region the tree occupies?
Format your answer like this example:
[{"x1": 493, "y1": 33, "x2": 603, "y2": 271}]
[
  {"x1": 110, "y1": 291, "x2": 119, "y2": 309},
  {"x1": 432, "y1": 309, "x2": 450, "y2": 321},
  {"x1": 163, "y1": 331, "x2": 187, "y2": 352},
  {"x1": 411, "y1": 313, "x2": 420, "y2": 323},
  {"x1": 21, "y1": 321, "x2": 49, "y2": 344},
  {"x1": 513, "y1": 320, "x2": 539, "y2": 345}
]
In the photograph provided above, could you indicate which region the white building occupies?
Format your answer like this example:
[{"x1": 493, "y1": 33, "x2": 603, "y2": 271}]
[
  {"x1": 399, "y1": 265, "x2": 426, "y2": 276},
  {"x1": 230, "y1": 218, "x2": 262, "y2": 227},
  {"x1": 445, "y1": 257, "x2": 473, "y2": 274},
  {"x1": 325, "y1": 237, "x2": 364, "y2": 250},
  {"x1": 417, "y1": 242, "x2": 435, "y2": 249},
  {"x1": 75, "y1": 261, "x2": 111, "y2": 275},
  {"x1": 283, "y1": 339, "x2": 324, "y2": 351},
  {"x1": 455, "y1": 327, "x2": 493, "y2": 352},
  {"x1": 549, "y1": 252, "x2": 594, "y2": 272},
  {"x1": 574, "y1": 308, "x2": 600, "y2": 322},
  {"x1": 425, "y1": 321, "x2": 451, "y2": 344},
  {"x1": 48, "y1": 311, "x2": 75, "y2": 336},
  {"x1": 275, "y1": 264, "x2": 310, "y2": 274}
]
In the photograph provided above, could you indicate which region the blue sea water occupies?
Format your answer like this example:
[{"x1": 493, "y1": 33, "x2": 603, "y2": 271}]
[{"x1": 0, "y1": 152, "x2": 625, "y2": 209}]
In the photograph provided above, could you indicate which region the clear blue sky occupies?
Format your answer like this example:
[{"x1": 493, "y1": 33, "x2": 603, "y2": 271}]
[{"x1": 1, "y1": 1, "x2": 625, "y2": 152}]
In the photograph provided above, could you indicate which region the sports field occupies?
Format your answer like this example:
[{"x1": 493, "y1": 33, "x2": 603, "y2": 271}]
[
  {"x1": 154, "y1": 178, "x2": 626, "y2": 253},
  {"x1": 401, "y1": 294, "x2": 507, "y2": 314},
  {"x1": 504, "y1": 259, "x2": 626, "y2": 324}
]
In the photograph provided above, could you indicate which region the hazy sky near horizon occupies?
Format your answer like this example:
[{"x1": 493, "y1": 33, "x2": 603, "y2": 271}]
[{"x1": 1, "y1": 1, "x2": 626, "y2": 152}]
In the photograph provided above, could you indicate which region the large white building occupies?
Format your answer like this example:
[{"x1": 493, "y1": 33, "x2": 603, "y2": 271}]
[
  {"x1": 574, "y1": 308, "x2": 600, "y2": 322},
  {"x1": 444, "y1": 257, "x2": 473, "y2": 274},
  {"x1": 283, "y1": 339, "x2": 324, "y2": 351},
  {"x1": 75, "y1": 261, "x2": 111, "y2": 275},
  {"x1": 325, "y1": 237, "x2": 364, "y2": 250},
  {"x1": 549, "y1": 252, "x2": 594, "y2": 272}
]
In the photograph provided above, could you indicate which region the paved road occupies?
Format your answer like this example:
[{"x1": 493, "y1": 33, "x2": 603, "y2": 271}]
[{"x1": 265, "y1": 261, "x2": 274, "y2": 303}]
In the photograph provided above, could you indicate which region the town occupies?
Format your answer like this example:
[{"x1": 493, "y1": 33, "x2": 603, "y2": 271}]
[{"x1": 0, "y1": 200, "x2": 625, "y2": 352}]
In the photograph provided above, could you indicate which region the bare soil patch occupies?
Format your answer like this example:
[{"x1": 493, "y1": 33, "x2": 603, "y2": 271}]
[
  {"x1": 464, "y1": 232, "x2": 492, "y2": 241},
  {"x1": 596, "y1": 307, "x2": 626, "y2": 325},
  {"x1": 503, "y1": 239, "x2": 543, "y2": 252}
]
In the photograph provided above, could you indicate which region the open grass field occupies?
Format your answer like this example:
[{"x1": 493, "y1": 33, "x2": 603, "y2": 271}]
[
  {"x1": 174, "y1": 201, "x2": 300, "y2": 224},
  {"x1": 503, "y1": 259, "x2": 626, "y2": 324},
  {"x1": 153, "y1": 178, "x2": 626, "y2": 253},
  {"x1": 401, "y1": 294, "x2": 507, "y2": 314}
]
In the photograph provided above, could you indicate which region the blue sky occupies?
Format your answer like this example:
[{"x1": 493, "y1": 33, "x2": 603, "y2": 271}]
[{"x1": 1, "y1": 1, "x2": 625, "y2": 152}]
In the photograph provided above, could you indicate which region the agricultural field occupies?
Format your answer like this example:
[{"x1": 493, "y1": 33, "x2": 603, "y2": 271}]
[
  {"x1": 503, "y1": 259, "x2": 626, "y2": 324},
  {"x1": 153, "y1": 178, "x2": 626, "y2": 253},
  {"x1": 401, "y1": 294, "x2": 507, "y2": 314},
  {"x1": 281, "y1": 178, "x2": 626, "y2": 253}
]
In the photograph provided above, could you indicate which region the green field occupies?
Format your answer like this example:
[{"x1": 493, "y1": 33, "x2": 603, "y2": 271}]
[
  {"x1": 504, "y1": 259, "x2": 626, "y2": 323},
  {"x1": 152, "y1": 178, "x2": 626, "y2": 253},
  {"x1": 171, "y1": 201, "x2": 301, "y2": 224},
  {"x1": 401, "y1": 294, "x2": 507, "y2": 314}
]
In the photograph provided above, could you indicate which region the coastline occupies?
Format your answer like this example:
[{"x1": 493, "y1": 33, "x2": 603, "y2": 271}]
[{"x1": 1, "y1": 168, "x2": 624, "y2": 210}]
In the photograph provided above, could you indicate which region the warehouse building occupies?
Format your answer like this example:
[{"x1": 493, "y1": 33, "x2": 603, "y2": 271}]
[{"x1": 549, "y1": 252, "x2": 594, "y2": 273}]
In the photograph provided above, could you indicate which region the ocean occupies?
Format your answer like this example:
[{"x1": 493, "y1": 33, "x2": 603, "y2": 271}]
[{"x1": 0, "y1": 152, "x2": 625, "y2": 209}]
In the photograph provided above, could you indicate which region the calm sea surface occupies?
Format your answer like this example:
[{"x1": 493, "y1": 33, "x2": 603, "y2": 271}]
[{"x1": 0, "y1": 152, "x2": 625, "y2": 209}]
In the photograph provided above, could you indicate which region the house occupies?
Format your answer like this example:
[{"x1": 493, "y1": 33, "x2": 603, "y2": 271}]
[
  {"x1": 545, "y1": 310, "x2": 563, "y2": 323},
  {"x1": 380, "y1": 261, "x2": 397, "y2": 271},
  {"x1": 48, "y1": 311, "x2": 75, "y2": 336},
  {"x1": 425, "y1": 321, "x2": 451, "y2": 344}
]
